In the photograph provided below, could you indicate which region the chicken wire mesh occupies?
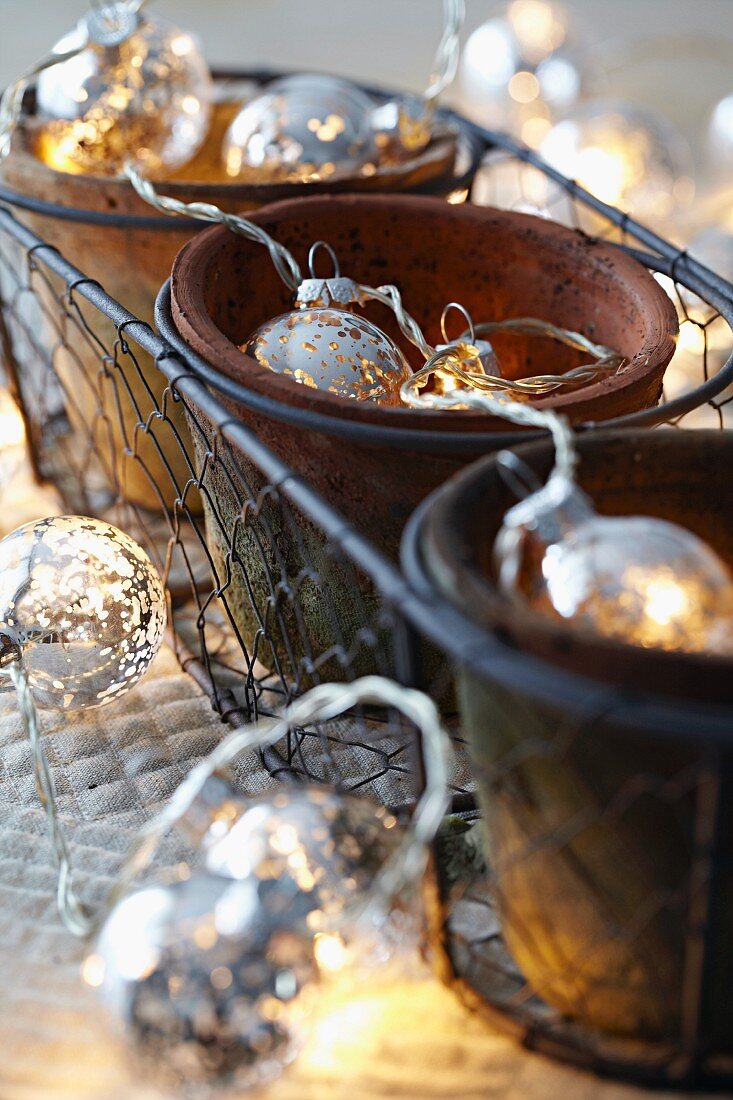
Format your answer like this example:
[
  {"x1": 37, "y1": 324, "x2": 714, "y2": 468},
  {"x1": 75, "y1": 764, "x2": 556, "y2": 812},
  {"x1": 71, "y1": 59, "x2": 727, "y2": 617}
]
[{"x1": 1, "y1": 119, "x2": 733, "y2": 1088}]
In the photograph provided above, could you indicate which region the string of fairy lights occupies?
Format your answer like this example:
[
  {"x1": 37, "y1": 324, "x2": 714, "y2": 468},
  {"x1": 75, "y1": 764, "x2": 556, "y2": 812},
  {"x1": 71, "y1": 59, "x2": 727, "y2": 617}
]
[{"x1": 0, "y1": 0, "x2": 732, "y2": 1092}]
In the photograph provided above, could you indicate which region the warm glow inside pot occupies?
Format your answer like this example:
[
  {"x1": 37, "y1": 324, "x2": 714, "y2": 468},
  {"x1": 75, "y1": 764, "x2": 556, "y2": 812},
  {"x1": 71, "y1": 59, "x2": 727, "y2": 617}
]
[{"x1": 402, "y1": 429, "x2": 733, "y2": 1048}]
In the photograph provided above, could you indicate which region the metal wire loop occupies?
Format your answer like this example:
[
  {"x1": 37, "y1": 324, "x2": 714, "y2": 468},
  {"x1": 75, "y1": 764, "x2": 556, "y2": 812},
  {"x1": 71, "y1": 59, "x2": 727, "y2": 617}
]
[
  {"x1": 308, "y1": 240, "x2": 340, "y2": 280},
  {"x1": 441, "y1": 301, "x2": 475, "y2": 345}
]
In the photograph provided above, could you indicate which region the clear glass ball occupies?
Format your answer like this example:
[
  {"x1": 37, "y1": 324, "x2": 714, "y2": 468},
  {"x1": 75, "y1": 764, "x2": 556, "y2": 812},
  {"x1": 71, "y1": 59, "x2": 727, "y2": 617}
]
[
  {"x1": 35, "y1": 11, "x2": 213, "y2": 177},
  {"x1": 87, "y1": 872, "x2": 318, "y2": 1093},
  {"x1": 242, "y1": 307, "x2": 411, "y2": 404},
  {"x1": 189, "y1": 785, "x2": 402, "y2": 929},
  {"x1": 0, "y1": 516, "x2": 166, "y2": 709},
  {"x1": 459, "y1": 0, "x2": 585, "y2": 146},
  {"x1": 223, "y1": 73, "x2": 378, "y2": 182},
  {"x1": 518, "y1": 508, "x2": 733, "y2": 654},
  {"x1": 540, "y1": 101, "x2": 694, "y2": 225}
]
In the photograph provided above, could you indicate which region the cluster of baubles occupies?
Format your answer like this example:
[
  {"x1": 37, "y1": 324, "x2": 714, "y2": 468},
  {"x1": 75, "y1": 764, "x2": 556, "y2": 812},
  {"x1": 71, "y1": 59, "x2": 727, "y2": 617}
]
[
  {"x1": 459, "y1": 0, "x2": 586, "y2": 148},
  {"x1": 496, "y1": 477, "x2": 733, "y2": 655},
  {"x1": 0, "y1": 515, "x2": 166, "y2": 709},
  {"x1": 86, "y1": 781, "x2": 407, "y2": 1092},
  {"x1": 32, "y1": 6, "x2": 433, "y2": 180}
]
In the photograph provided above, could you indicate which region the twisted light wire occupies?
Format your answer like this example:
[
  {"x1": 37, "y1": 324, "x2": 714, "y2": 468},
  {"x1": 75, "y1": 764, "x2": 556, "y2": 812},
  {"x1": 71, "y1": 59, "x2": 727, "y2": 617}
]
[
  {"x1": 399, "y1": 380, "x2": 578, "y2": 484},
  {"x1": 14, "y1": 670, "x2": 451, "y2": 940},
  {"x1": 423, "y1": 0, "x2": 465, "y2": 113},
  {"x1": 11, "y1": 663, "x2": 94, "y2": 937}
]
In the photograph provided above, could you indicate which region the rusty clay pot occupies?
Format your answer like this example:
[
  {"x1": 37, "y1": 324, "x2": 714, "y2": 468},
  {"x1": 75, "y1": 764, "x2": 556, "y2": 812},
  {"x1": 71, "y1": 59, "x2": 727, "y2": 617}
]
[
  {"x1": 166, "y1": 194, "x2": 677, "y2": 689},
  {"x1": 1, "y1": 83, "x2": 466, "y2": 512},
  {"x1": 402, "y1": 428, "x2": 733, "y2": 1047},
  {"x1": 169, "y1": 194, "x2": 678, "y2": 559}
]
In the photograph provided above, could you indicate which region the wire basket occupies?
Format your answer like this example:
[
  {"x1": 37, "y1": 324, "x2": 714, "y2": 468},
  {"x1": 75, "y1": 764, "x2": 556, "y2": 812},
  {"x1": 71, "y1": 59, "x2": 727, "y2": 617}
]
[{"x1": 1, "y1": 115, "x2": 733, "y2": 1089}]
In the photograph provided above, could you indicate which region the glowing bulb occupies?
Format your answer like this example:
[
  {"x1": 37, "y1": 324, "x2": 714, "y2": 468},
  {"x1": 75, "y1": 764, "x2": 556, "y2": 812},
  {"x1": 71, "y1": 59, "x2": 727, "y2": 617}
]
[
  {"x1": 540, "y1": 102, "x2": 694, "y2": 225},
  {"x1": 498, "y1": 479, "x2": 733, "y2": 654},
  {"x1": 35, "y1": 10, "x2": 212, "y2": 177},
  {"x1": 0, "y1": 515, "x2": 166, "y2": 708},
  {"x1": 223, "y1": 74, "x2": 377, "y2": 182},
  {"x1": 459, "y1": 1, "x2": 584, "y2": 136}
]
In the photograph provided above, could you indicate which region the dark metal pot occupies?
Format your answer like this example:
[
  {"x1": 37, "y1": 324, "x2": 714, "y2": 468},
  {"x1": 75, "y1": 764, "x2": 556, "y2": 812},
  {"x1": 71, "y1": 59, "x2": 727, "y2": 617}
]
[{"x1": 401, "y1": 429, "x2": 733, "y2": 1055}]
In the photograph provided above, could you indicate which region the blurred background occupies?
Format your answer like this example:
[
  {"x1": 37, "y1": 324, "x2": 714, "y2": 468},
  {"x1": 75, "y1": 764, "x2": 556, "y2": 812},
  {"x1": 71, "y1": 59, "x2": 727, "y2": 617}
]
[{"x1": 2, "y1": 0, "x2": 732, "y2": 240}]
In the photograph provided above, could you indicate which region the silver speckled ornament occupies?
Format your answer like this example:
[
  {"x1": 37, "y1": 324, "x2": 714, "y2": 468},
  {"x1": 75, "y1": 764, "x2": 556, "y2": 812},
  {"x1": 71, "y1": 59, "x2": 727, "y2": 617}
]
[
  {"x1": 89, "y1": 872, "x2": 318, "y2": 1094},
  {"x1": 223, "y1": 73, "x2": 378, "y2": 182},
  {"x1": 0, "y1": 516, "x2": 166, "y2": 709},
  {"x1": 184, "y1": 784, "x2": 403, "y2": 930},
  {"x1": 242, "y1": 306, "x2": 411, "y2": 403},
  {"x1": 36, "y1": 12, "x2": 213, "y2": 177}
]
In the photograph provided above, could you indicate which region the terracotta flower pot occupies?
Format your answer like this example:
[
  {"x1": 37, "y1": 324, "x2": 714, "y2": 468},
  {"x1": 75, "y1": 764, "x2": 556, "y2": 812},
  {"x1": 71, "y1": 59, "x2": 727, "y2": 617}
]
[
  {"x1": 401, "y1": 429, "x2": 733, "y2": 1048},
  {"x1": 169, "y1": 194, "x2": 678, "y2": 557},
  {"x1": 1, "y1": 77, "x2": 472, "y2": 511},
  {"x1": 164, "y1": 194, "x2": 676, "y2": 689}
]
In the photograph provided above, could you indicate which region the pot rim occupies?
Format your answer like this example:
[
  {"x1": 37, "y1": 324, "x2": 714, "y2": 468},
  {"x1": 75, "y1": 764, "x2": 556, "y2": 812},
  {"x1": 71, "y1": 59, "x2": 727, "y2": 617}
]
[
  {"x1": 169, "y1": 193, "x2": 679, "y2": 433},
  {"x1": 401, "y1": 427, "x2": 733, "y2": 711}
]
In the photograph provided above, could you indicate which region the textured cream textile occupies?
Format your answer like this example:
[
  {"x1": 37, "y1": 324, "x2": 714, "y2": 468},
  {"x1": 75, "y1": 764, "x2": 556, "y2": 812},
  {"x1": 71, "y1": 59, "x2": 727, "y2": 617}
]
[{"x1": 0, "y1": 646, "x2": 696, "y2": 1100}]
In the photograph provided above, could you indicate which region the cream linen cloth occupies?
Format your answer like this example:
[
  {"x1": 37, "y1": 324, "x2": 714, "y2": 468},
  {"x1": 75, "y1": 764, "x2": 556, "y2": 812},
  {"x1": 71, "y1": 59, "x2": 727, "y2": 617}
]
[{"x1": 0, "y1": 646, "x2": 693, "y2": 1100}]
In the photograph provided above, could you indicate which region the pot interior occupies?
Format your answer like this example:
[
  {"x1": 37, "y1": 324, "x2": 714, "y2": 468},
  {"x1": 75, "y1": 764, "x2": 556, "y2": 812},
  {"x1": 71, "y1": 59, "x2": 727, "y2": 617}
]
[
  {"x1": 191, "y1": 198, "x2": 675, "y2": 381},
  {"x1": 420, "y1": 429, "x2": 733, "y2": 701}
]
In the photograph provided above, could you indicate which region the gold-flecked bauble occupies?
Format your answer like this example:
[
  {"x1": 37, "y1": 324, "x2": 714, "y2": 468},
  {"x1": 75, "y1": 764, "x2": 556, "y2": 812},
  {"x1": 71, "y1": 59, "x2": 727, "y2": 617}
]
[
  {"x1": 241, "y1": 307, "x2": 411, "y2": 403},
  {"x1": 223, "y1": 73, "x2": 378, "y2": 182},
  {"x1": 0, "y1": 516, "x2": 166, "y2": 709},
  {"x1": 35, "y1": 11, "x2": 213, "y2": 177},
  {"x1": 87, "y1": 872, "x2": 318, "y2": 1093},
  {"x1": 500, "y1": 481, "x2": 733, "y2": 654}
]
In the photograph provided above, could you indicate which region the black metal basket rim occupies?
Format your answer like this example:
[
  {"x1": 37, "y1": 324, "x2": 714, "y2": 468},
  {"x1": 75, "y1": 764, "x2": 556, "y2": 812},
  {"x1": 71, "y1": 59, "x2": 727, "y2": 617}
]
[
  {"x1": 0, "y1": 69, "x2": 485, "y2": 231},
  {"x1": 155, "y1": 278, "x2": 733, "y2": 452},
  {"x1": 399, "y1": 492, "x2": 733, "y2": 743},
  {"x1": 468, "y1": 119, "x2": 733, "y2": 311}
]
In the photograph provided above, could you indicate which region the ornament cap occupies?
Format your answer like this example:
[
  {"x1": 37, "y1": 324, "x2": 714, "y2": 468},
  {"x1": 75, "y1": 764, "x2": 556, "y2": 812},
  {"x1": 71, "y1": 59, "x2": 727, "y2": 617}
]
[
  {"x1": 295, "y1": 276, "x2": 363, "y2": 308},
  {"x1": 84, "y1": 6, "x2": 141, "y2": 48}
]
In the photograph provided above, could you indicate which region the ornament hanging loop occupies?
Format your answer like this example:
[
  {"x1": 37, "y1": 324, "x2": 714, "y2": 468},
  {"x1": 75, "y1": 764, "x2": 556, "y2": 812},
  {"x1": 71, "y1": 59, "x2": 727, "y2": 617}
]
[
  {"x1": 307, "y1": 240, "x2": 340, "y2": 280},
  {"x1": 440, "y1": 301, "x2": 475, "y2": 346},
  {"x1": 297, "y1": 240, "x2": 362, "y2": 307}
]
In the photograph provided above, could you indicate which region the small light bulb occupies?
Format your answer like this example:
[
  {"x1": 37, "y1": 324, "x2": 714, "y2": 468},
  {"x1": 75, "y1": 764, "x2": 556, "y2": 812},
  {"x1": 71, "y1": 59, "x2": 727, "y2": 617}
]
[
  {"x1": 498, "y1": 479, "x2": 733, "y2": 654},
  {"x1": 35, "y1": 9, "x2": 212, "y2": 177},
  {"x1": 540, "y1": 102, "x2": 694, "y2": 225},
  {"x1": 0, "y1": 515, "x2": 166, "y2": 708}
]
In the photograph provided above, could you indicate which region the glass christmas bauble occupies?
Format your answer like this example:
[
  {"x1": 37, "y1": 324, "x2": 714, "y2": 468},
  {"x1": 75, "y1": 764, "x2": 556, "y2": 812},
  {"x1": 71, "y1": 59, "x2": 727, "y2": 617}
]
[
  {"x1": 223, "y1": 73, "x2": 378, "y2": 182},
  {"x1": 86, "y1": 871, "x2": 318, "y2": 1093},
  {"x1": 0, "y1": 516, "x2": 166, "y2": 709},
  {"x1": 35, "y1": 9, "x2": 213, "y2": 177},
  {"x1": 459, "y1": 0, "x2": 586, "y2": 147},
  {"x1": 187, "y1": 784, "x2": 402, "y2": 928},
  {"x1": 241, "y1": 306, "x2": 411, "y2": 403},
  {"x1": 540, "y1": 101, "x2": 694, "y2": 225},
  {"x1": 500, "y1": 480, "x2": 733, "y2": 654}
]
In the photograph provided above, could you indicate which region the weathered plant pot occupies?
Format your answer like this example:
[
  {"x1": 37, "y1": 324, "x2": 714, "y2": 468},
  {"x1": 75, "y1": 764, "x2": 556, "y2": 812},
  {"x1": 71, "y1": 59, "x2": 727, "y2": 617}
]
[
  {"x1": 164, "y1": 194, "x2": 676, "y2": 687},
  {"x1": 169, "y1": 195, "x2": 678, "y2": 554},
  {"x1": 1, "y1": 76, "x2": 473, "y2": 510},
  {"x1": 402, "y1": 429, "x2": 733, "y2": 1052}
]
